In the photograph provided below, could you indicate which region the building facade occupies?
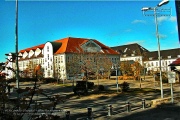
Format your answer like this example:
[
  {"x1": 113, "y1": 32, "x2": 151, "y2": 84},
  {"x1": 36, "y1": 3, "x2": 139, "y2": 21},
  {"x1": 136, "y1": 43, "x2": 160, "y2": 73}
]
[
  {"x1": 111, "y1": 43, "x2": 180, "y2": 74},
  {"x1": 4, "y1": 38, "x2": 180, "y2": 79},
  {"x1": 5, "y1": 37, "x2": 120, "y2": 79}
]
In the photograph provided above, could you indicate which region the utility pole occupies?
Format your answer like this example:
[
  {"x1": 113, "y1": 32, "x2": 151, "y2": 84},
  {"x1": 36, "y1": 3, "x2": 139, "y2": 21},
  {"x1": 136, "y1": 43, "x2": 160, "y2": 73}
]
[{"x1": 15, "y1": 0, "x2": 19, "y2": 89}]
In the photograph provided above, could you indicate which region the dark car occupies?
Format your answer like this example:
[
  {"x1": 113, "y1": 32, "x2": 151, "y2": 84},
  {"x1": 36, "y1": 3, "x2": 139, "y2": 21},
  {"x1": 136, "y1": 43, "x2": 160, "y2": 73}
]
[{"x1": 73, "y1": 81, "x2": 94, "y2": 95}]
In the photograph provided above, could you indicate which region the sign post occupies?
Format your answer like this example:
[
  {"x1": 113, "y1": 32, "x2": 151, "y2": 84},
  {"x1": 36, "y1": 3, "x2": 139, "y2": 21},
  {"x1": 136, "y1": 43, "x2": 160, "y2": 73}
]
[{"x1": 167, "y1": 72, "x2": 176, "y2": 103}]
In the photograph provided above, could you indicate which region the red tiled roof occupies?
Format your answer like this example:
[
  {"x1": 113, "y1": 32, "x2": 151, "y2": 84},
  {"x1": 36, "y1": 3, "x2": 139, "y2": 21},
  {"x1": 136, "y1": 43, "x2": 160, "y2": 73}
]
[
  {"x1": 54, "y1": 37, "x2": 119, "y2": 54},
  {"x1": 19, "y1": 44, "x2": 45, "y2": 53},
  {"x1": 93, "y1": 40, "x2": 119, "y2": 54},
  {"x1": 54, "y1": 37, "x2": 88, "y2": 54},
  {"x1": 18, "y1": 37, "x2": 119, "y2": 55},
  {"x1": 169, "y1": 58, "x2": 180, "y2": 66}
]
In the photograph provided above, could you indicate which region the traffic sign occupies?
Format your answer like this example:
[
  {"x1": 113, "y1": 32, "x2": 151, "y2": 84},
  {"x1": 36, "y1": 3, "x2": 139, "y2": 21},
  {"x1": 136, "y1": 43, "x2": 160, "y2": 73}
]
[{"x1": 168, "y1": 72, "x2": 176, "y2": 83}]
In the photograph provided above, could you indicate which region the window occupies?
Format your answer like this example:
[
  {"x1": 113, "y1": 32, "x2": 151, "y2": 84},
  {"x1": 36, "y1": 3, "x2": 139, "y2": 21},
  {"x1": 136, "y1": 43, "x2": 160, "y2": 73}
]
[
  {"x1": 48, "y1": 70, "x2": 50, "y2": 76},
  {"x1": 47, "y1": 46, "x2": 49, "y2": 52},
  {"x1": 48, "y1": 62, "x2": 50, "y2": 68},
  {"x1": 67, "y1": 56, "x2": 69, "y2": 62},
  {"x1": 151, "y1": 62, "x2": 154, "y2": 66},
  {"x1": 48, "y1": 54, "x2": 49, "y2": 60},
  {"x1": 55, "y1": 57, "x2": 57, "y2": 63},
  {"x1": 61, "y1": 56, "x2": 63, "y2": 63}
]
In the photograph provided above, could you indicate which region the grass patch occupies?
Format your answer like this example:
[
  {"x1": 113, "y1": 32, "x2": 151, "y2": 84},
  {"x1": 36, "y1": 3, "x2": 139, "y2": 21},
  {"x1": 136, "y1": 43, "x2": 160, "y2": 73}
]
[{"x1": 56, "y1": 83, "x2": 72, "y2": 87}]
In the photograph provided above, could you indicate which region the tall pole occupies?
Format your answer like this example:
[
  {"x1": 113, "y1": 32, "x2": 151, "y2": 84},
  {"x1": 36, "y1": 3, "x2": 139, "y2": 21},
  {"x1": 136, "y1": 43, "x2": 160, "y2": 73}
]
[
  {"x1": 116, "y1": 67, "x2": 118, "y2": 92},
  {"x1": 15, "y1": 0, "x2": 19, "y2": 89},
  {"x1": 154, "y1": 7, "x2": 163, "y2": 98},
  {"x1": 142, "y1": 0, "x2": 170, "y2": 98}
]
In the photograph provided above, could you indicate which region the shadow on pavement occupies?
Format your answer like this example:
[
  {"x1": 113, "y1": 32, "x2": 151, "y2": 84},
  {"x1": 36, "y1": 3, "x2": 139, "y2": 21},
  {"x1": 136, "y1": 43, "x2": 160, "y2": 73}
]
[{"x1": 112, "y1": 103, "x2": 180, "y2": 120}]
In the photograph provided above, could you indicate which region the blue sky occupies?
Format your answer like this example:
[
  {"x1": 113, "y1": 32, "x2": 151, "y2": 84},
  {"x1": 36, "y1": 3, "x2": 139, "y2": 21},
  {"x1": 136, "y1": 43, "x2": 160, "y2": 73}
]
[{"x1": 0, "y1": 0, "x2": 179, "y2": 62}]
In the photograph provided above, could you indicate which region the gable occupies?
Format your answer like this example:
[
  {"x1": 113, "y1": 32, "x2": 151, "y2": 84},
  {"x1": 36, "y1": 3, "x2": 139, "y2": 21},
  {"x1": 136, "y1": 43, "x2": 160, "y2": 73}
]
[{"x1": 81, "y1": 40, "x2": 102, "y2": 53}]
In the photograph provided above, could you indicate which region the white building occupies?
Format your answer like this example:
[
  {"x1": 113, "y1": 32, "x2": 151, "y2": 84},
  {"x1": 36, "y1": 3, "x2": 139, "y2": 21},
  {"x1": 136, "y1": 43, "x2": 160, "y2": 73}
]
[
  {"x1": 144, "y1": 49, "x2": 180, "y2": 73},
  {"x1": 111, "y1": 43, "x2": 180, "y2": 74},
  {"x1": 5, "y1": 37, "x2": 120, "y2": 79}
]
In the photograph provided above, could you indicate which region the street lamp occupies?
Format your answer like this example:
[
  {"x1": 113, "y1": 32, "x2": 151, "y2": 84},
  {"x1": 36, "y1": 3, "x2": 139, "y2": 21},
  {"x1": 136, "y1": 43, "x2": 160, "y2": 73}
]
[
  {"x1": 112, "y1": 64, "x2": 119, "y2": 92},
  {"x1": 158, "y1": 0, "x2": 169, "y2": 6},
  {"x1": 141, "y1": 0, "x2": 169, "y2": 98}
]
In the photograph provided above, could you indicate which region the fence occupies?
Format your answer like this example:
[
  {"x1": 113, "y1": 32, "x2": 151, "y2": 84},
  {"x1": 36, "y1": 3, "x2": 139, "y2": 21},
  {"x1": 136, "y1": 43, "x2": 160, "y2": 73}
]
[{"x1": 57, "y1": 98, "x2": 151, "y2": 120}]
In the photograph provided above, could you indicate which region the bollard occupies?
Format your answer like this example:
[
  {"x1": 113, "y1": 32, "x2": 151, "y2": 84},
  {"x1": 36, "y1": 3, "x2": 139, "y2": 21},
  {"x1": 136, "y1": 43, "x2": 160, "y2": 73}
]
[
  {"x1": 107, "y1": 104, "x2": 112, "y2": 116},
  {"x1": 65, "y1": 111, "x2": 70, "y2": 120},
  {"x1": 142, "y1": 99, "x2": 146, "y2": 109},
  {"x1": 126, "y1": 101, "x2": 131, "y2": 112},
  {"x1": 87, "y1": 107, "x2": 93, "y2": 120}
]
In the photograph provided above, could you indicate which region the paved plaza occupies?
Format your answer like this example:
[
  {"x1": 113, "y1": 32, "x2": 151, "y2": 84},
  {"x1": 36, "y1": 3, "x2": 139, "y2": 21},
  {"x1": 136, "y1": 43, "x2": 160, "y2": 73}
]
[{"x1": 9, "y1": 76, "x2": 180, "y2": 120}]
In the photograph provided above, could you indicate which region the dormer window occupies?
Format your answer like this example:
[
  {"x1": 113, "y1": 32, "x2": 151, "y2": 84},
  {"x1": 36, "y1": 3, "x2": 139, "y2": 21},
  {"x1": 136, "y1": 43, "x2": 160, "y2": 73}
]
[
  {"x1": 168, "y1": 56, "x2": 171, "y2": 59},
  {"x1": 149, "y1": 57, "x2": 153, "y2": 60},
  {"x1": 158, "y1": 56, "x2": 162, "y2": 59}
]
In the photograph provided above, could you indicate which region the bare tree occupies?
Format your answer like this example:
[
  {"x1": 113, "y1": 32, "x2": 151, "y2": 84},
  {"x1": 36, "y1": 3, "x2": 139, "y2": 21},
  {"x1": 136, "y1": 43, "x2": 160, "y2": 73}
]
[
  {"x1": 131, "y1": 61, "x2": 143, "y2": 89},
  {"x1": 66, "y1": 53, "x2": 81, "y2": 86},
  {"x1": 101, "y1": 56, "x2": 113, "y2": 80},
  {"x1": 120, "y1": 60, "x2": 133, "y2": 77}
]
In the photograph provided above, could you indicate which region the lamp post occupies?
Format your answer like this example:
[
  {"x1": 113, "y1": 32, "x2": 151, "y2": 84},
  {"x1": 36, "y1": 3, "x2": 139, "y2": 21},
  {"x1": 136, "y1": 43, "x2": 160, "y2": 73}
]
[
  {"x1": 15, "y1": 0, "x2": 19, "y2": 89},
  {"x1": 113, "y1": 64, "x2": 119, "y2": 92},
  {"x1": 141, "y1": 0, "x2": 169, "y2": 98}
]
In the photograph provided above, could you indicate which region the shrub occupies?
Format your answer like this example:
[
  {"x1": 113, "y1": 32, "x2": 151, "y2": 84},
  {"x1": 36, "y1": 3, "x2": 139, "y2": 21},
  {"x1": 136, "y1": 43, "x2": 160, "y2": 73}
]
[
  {"x1": 119, "y1": 82, "x2": 130, "y2": 92},
  {"x1": 87, "y1": 82, "x2": 94, "y2": 89},
  {"x1": 42, "y1": 78, "x2": 57, "y2": 83},
  {"x1": 154, "y1": 72, "x2": 168, "y2": 83},
  {"x1": 98, "y1": 85, "x2": 105, "y2": 91}
]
